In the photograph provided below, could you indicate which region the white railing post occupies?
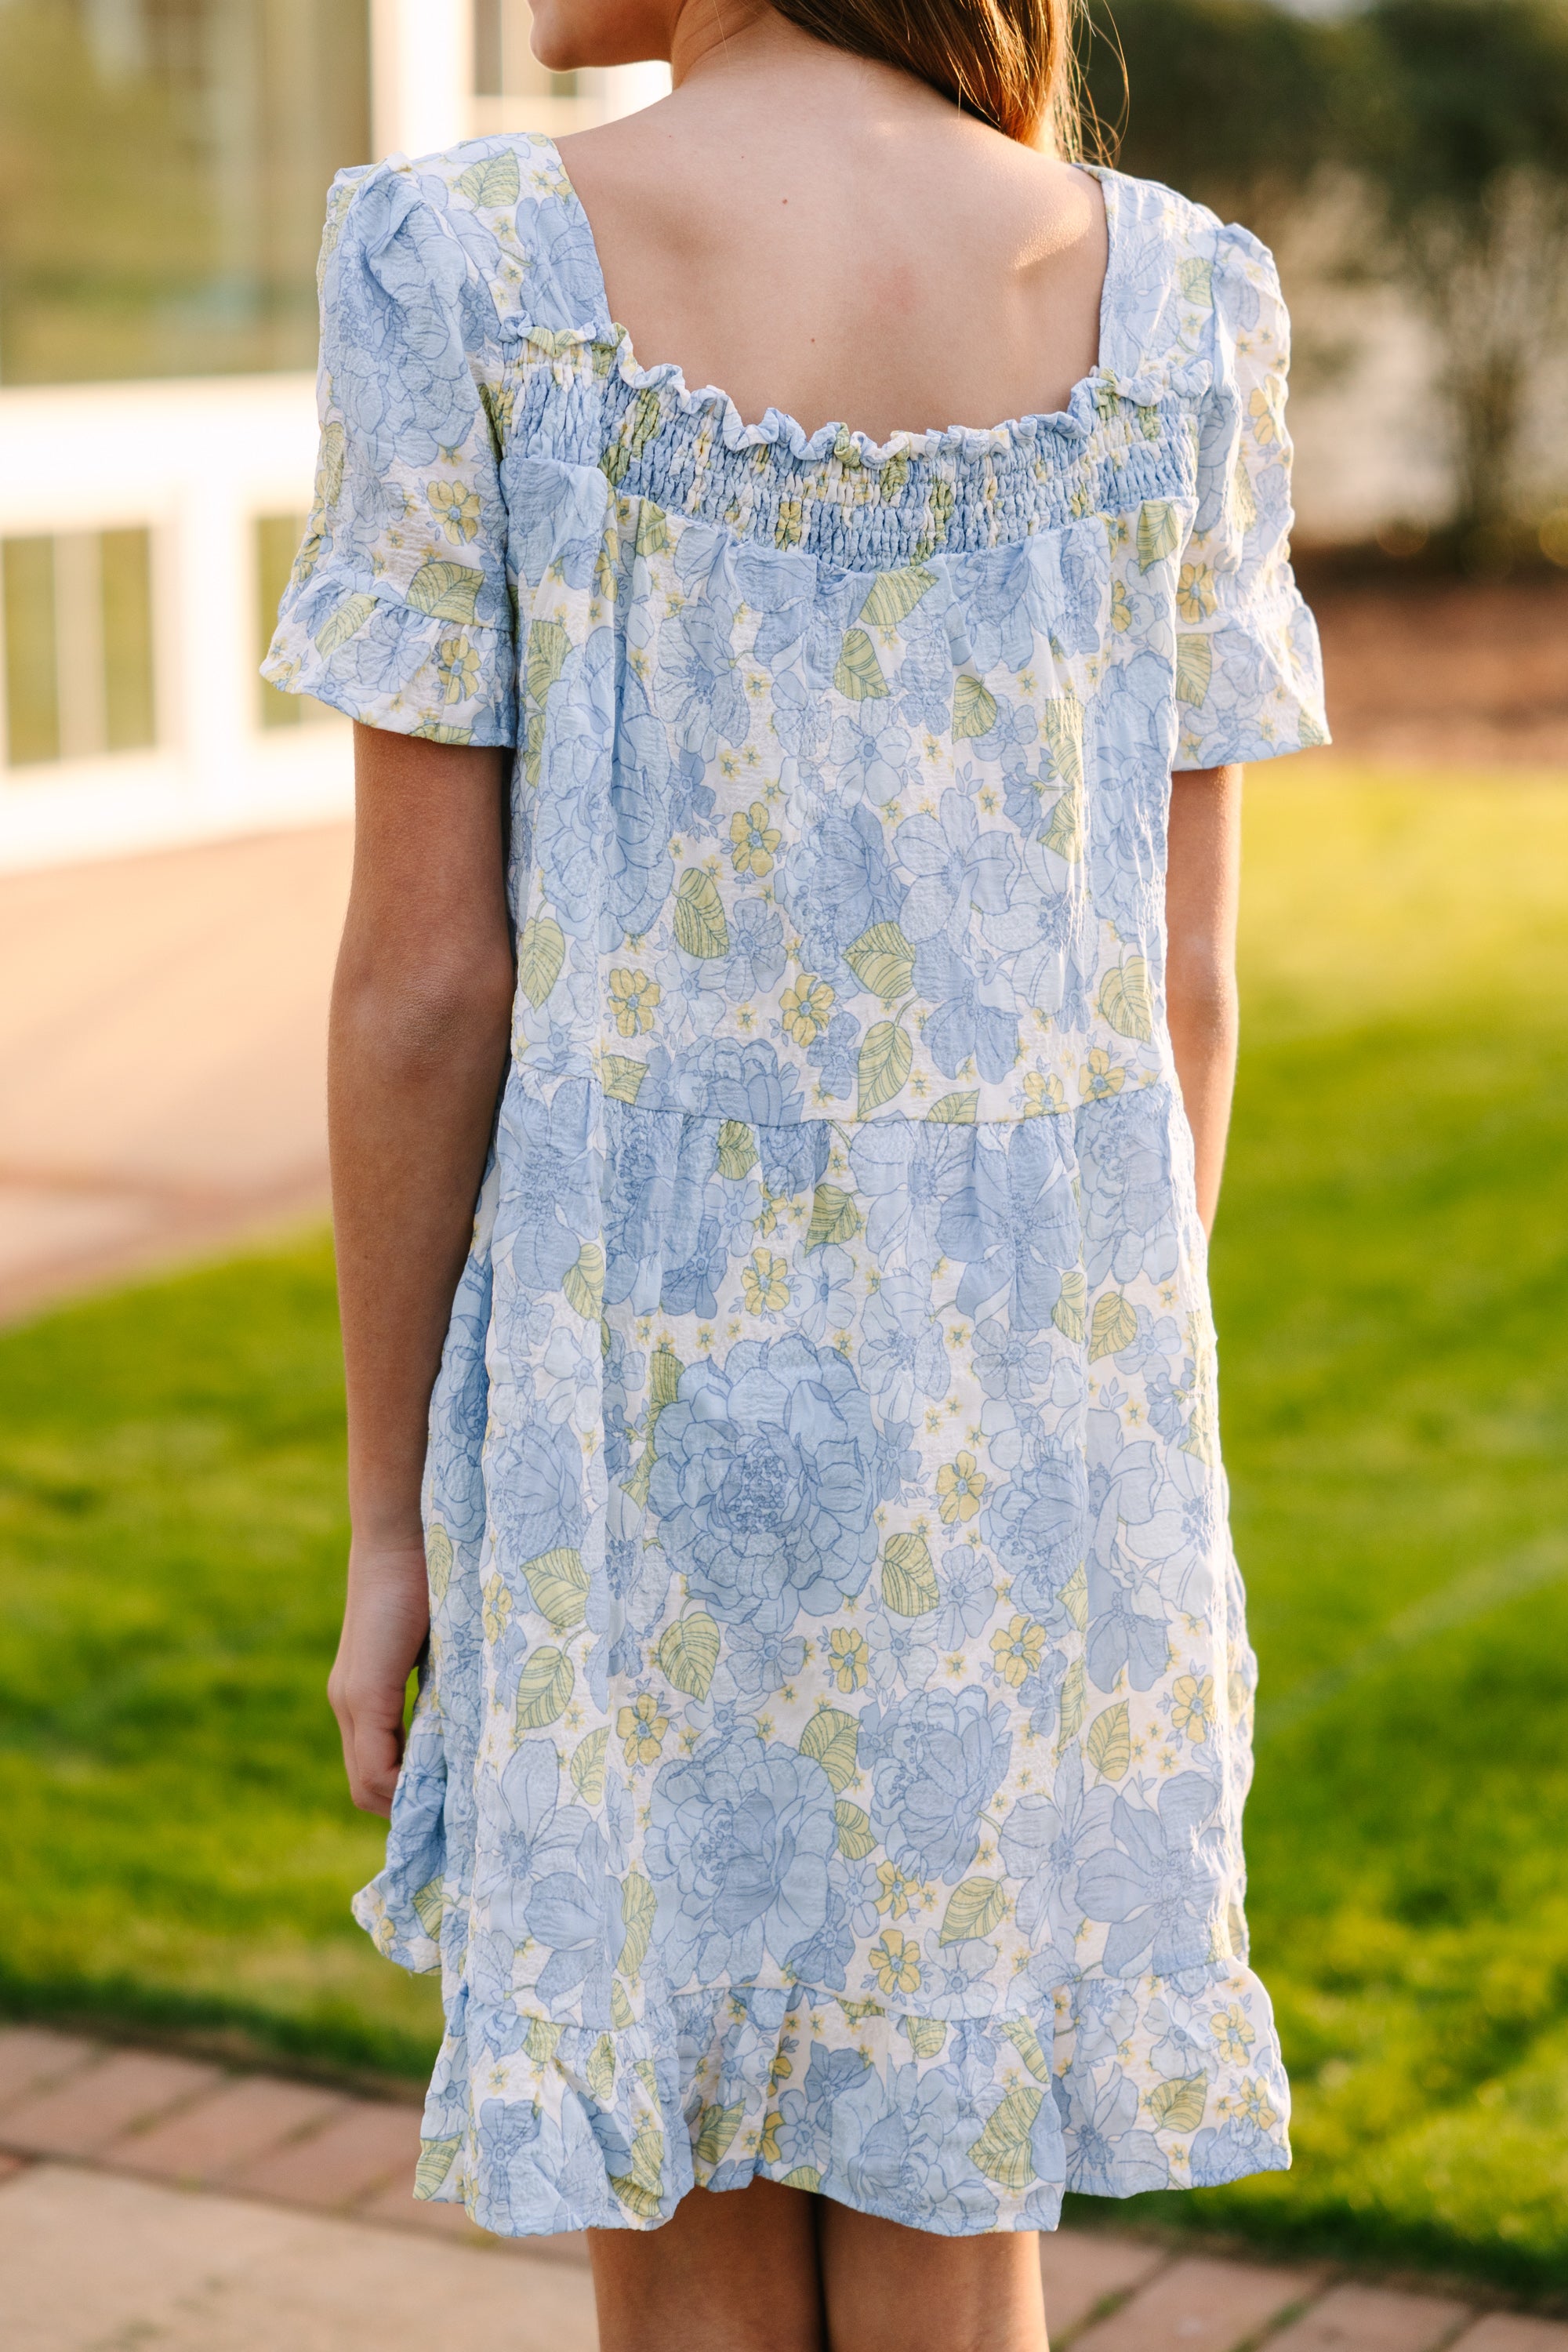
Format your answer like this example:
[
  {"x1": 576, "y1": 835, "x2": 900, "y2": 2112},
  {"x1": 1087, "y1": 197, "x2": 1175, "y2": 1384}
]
[{"x1": 372, "y1": 0, "x2": 474, "y2": 159}]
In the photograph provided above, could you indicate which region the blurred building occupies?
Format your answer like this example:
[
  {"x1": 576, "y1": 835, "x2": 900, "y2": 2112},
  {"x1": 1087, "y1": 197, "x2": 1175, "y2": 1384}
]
[{"x1": 0, "y1": 0, "x2": 666, "y2": 870}]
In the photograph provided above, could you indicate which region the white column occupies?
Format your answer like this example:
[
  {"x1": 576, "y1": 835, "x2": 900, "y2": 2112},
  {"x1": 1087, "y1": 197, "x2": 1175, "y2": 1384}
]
[{"x1": 371, "y1": 0, "x2": 474, "y2": 162}]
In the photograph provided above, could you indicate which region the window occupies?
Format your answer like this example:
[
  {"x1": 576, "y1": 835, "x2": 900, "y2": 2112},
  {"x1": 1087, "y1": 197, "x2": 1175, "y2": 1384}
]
[
  {"x1": 2, "y1": 528, "x2": 156, "y2": 767},
  {"x1": 0, "y1": 0, "x2": 370, "y2": 387}
]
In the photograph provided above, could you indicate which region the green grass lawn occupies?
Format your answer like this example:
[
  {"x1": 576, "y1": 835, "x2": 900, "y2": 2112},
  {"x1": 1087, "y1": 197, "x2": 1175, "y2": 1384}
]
[{"x1": 3, "y1": 761, "x2": 1566, "y2": 2290}]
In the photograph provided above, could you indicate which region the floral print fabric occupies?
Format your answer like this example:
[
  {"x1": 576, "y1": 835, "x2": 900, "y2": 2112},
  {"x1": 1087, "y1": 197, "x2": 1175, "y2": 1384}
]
[{"x1": 265, "y1": 133, "x2": 1326, "y2": 2239}]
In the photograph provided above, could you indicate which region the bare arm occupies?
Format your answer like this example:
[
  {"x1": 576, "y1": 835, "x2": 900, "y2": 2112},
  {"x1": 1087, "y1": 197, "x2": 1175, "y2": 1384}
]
[
  {"x1": 327, "y1": 723, "x2": 514, "y2": 1814},
  {"x1": 1164, "y1": 764, "x2": 1242, "y2": 1235}
]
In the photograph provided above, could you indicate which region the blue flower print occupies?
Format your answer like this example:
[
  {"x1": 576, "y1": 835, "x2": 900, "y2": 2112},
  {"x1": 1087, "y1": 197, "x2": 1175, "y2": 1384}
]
[
  {"x1": 971, "y1": 1316, "x2": 1057, "y2": 1406},
  {"x1": 1074, "y1": 1773, "x2": 1222, "y2": 1975},
  {"x1": 657, "y1": 600, "x2": 750, "y2": 761},
  {"x1": 846, "y1": 1120, "x2": 969, "y2": 1269},
  {"x1": 1054, "y1": 2063, "x2": 1171, "y2": 2197},
  {"x1": 717, "y1": 1624, "x2": 808, "y2": 1700},
  {"x1": 1080, "y1": 1082, "x2": 1181, "y2": 1290},
  {"x1": 982, "y1": 1436, "x2": 1086, "y2": 1621},
  {"x1": 998, "y1": 1748, "x2": 1116, "y2": 1949},
  {"x1": 488, "y1": 1417, "x2": 588, "y2": 1568},
  {"x1": 935, "y1": 1544, "x2": 996, "y2": 1650},
  {"x1": 896, "y1": 789, "x2": 1019, "y2": 951},
  {"x1": 937, "y1": 1116, "x2": 1078, "y2": 1325},
  {"x1": 1189, "y1": 2114, "x2": 1287, "y2": 2188},
  {"x1": 859, "y1": 1272, "x2": 949, "y2": 1421},
  {"x1": 643, "y1": 1036, "x2": 805, "y2": 1127},
  {"x1": 794, "y1": 1240, "x2": 856, "y2": 1343},
  {"x1": 833, "y1": 2060, "x2": 999, "y2": 2234},
  {"x1": 805, "y1": 1010, "x2": 860, "y2": 1102},
  {"x1": 648, "y1": 1336, "x2": 883, "y2": 1630},
  {"x1": 645, "y1": 1724, "x2": 837, "y2": 1984},
  {"x1": 913, "y1": 938, "x2": 1018, "y2": 1085},
  {"x1": 606, "y1": 666, "x2": 677, "y2": 941},
  {"x1": 779, "y1": 802, "x2": 902, "y2": 989},
  {"x1": 829, "y1": 702, "x2": 913, "y2": 810},
  {"x1": 866, "y1": 1612, "x2": 938, "y2": 1694},
  {"x1": 524, "y1": 1817, "x2": 625, "y2": 2020},
  {"x1": 862, "y1": 1687, "x2": 1011, "y2": 1885},
  {"x1": 725, "y1": 898, "x2": 786, "y2": 999},
  {"x1": 474, "y1": 1741, "x2": 590, "y2": 1943},
  {"x1": 655, "y1": 946, "x2": 727, "y2": 1036}
]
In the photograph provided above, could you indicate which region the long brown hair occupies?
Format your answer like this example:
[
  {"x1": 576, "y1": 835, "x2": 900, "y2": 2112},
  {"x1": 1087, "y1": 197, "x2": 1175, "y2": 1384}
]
[{"x1": 768, "y1": 0, "x2": 1082, "y2": 151}]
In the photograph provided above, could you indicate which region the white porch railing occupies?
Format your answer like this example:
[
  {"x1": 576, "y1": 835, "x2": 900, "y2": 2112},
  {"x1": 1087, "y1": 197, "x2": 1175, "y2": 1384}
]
[{"x1": 0, "y1": 373, "x2": 345, "y2": 873}]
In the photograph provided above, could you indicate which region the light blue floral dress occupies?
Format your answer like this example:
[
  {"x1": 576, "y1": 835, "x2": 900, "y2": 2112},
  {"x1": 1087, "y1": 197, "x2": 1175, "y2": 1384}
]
[{"x1": 265, "y1": 133, "x2": 1327, "y2": 2241}]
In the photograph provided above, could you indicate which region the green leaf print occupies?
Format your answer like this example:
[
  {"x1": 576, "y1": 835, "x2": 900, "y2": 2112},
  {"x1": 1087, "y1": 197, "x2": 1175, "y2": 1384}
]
[
  {"x1": 524, "y1": 1547, "x2": 589, "y2": 1632},
  {"x1": 717, "y1": 1120, "x2": 758, "y2": 1179},
  {"x1": 1052, "y1": 1268, "x2": 1087, "y2": 1345},
  {"x1": 833, "y1": 1800, "x2": 876, "y2": 1860},
  {"x1": 563, "y1": 1240, "x2": 604, "y2": 1319},
  {"x1": 880, "y1": 1532, "x2": 938, "y2": 1617},
  {"x1": 1098, "y1": 955, "x2": 1152, "y2": 1042},
  {"x1": 415, "y1": 2136, "x2": 461, "y2": 2199},
  {"x1": 313, "y1": 590, "x2": 377, "y2": 656},
  {"x1": 857, "y1": 1019, "x2": 912, "y2": 1116},
  {"x1": 601, "y1": 1054, "x2": 646, "y2": 1105},
  {"x1": 953, "y1": 673, "x2": 1000, "y2": 741},
  {"x1": 426, "y1": 1521, "x2": 454, "y2": 1602},
  {"x1": 1147, "y1": 2074, "x2": 1208, "y2": 2132},
  {"x1": 318, "y1": 419, "x2": 346, "y2": 507},
  {"x1": 515, "y1": 1644, "x2": 574, "y2": 1732},
  {"x1": 458, "y1": 151, "x2": 521, "y2": 208},
  {"x1": 900, "y1": 2016, "x2": 948, "y2": 2060},
  {"x1": 1176, "y1": 633, "x2": 1214, "y2": 709},
  {"x1": 938, "y1": 1875, "x2": 1007, "y2": 1946},
  {"x1": 833, "y1": 626, "x2": 889, "y2": 700},
  {"x1": 406, "y1": 559, "x2": 484, "y2": 622},
  {"x1": 1137, "y1": 500, "x2": 1181, "y2": 572},
  {"x1": 672, "y1": 868, "x2": 730, "y2": 959},
  {"x1": 800, "y1": 1706, "x2": 858, "y2": 1791},
  {"x1": 806, "y1": 1183, "x2": 862, "y2": 1251},
  {"x1": 411, "y1": 1875, "x2": 445, "y2": 1939},
  {"x1": 858, "y1": 564, "x2": 937, "y2": 628},
  {"x1": 1089, "y1": 1289, "x2": 1138, "y2": 1361},
  {"x1": 657, "y1": 1612, "x2": 720, "y2": 1700},
  {"x1": 620, "y1": 1873, "x2": 657, "y2": 1980},
  {"x1": 571, "y1": 1725, "x2": 609, "y2": 1803},
  {"x1": 927, "y1": 1090, "x2": 979, "y2": 1125},
  {"x1": 695, "y1": 2101, "x2": 746, "y2": 2169},
  {"x1": 1000, "y1": 2017, "x2": 1052, "y2": 2083},
  {"x1": 587, "y1": 2033, "x2": 616, "y2": 2105},
  {"x1": 846, "y1": 921, "x2": 916, "y2": 1003},
  {"x1": 517, "y1": 915, "x2": 565, "y2": 1006},
  {"x1": 967, "y1": 2086, "x2": 1042, "y2": 2190},
  {"x1": 1086, "y1": 1700, "x2": 1132, "y2": 1780}
]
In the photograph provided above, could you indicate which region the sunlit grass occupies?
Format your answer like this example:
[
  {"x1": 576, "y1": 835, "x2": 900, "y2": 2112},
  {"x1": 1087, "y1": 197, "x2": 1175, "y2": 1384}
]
[{"x1": 2, "y1": 759, "x2": 1565, "y2": 2282}]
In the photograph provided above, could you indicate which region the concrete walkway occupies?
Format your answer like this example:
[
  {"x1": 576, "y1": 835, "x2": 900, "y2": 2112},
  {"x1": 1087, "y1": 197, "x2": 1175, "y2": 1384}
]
[
  {"x1": 0, "y1": 824, "x2": 350, "y2": 1324},
  {"x1": 2, "y1": 2027, "x2": 1563, "y2": 2352}
]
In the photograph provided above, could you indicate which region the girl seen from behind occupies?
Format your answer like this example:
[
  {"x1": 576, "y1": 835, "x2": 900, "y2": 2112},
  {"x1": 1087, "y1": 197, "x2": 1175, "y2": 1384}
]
[{"x1": 265, "y1": 0, "x2": 1327, "y2": 2343}]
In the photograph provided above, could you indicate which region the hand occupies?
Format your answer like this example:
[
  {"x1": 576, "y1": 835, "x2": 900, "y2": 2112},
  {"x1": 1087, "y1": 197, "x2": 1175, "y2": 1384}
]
[{"x1": 328, "y1": 1537, "x2": 432, "y2": 1817}]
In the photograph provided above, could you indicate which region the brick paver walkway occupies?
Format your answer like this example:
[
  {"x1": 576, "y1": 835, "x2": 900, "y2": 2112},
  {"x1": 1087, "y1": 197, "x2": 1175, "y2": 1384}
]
[{"x1": 2, "y1": 2026, "x2": 1562, "y2": 2352}]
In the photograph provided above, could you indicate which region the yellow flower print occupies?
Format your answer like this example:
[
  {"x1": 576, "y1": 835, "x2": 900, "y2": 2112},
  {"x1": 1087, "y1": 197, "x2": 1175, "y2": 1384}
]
[
  {"x1": 937, "y1": 1450, "x2": 985, "y2": 1526},
  {"x1": 617, "y1": 1691, "x2": 669, "y2": 1766},
  {"x1": 1023, "y1": 1071, "x2": 1066, "y2": 1116},
  {"x1": 781, "y1": 974, "x2": 834, "y2": 1046},
  {"x1": 1080, "y1": 1047, "x2": 1127, "y2": 1102},
  {"x1": 869, "y1": 1929, "x2": 923, "y2": 1997},
  {"x1": 990, "y1": 1613, "x2": 1047, "y2": 1688},
  {"x1": 427, "y1": 478, "x2": 481, "y2": 542},
  {"x1": 481, "y1": 1574, "x2": 512, "y2": 1643},
  {"x1": 875, "y1": 1861, "x2": 918, "y2": 1918},
  {"x1": 435, "y1": 633, "x2": 480, "y2": 705},
  {"x1": 608, "y1": 967, "x2": 661, "y2": 1036},
  {"x1": 1176, "y1": 562, "x2": 1218, "y2": 622},
  {"x1": 742, "y1": 1249, "x2": 790, "y2": 1314},
  {"x1": 1236, "y1": 2077, "x2": 1278, "y2": 2132},
  {"x1": 1171, "y1": 1672, "x2": 1214, "y2": 1743},
  {"x1": 828, "y1": 1626, "x2": 869, "y2": 1692},
  {"x1": 1210, "y1": 2003, "x2": 1255, "y2": 2064},
  {"x1": 1109, "y1": 580, "x2": 1132, "y2": 633},
  {"x1": 1247, "y1": 383, "x2": 1280, "y2": 446},
  {"x1": 729, "y1": 799, "x2": 782, "y2": 877}
]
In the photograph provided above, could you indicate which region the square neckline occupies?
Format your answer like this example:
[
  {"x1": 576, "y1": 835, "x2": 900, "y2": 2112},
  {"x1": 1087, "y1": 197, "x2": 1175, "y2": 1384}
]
[{"x1": 540, "y1": 135, "x2": 1127, "y2": 461}]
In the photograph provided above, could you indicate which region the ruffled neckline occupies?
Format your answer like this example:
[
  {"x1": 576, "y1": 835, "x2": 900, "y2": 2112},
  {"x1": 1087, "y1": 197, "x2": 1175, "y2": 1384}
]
[{"x1": 528, "y1": 143, "x2": 1167, "y2": 470}]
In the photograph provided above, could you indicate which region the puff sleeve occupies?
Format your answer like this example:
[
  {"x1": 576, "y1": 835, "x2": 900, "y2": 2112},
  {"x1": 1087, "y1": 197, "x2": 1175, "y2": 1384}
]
[
  {"x1": 1171, "y1": 223, "x2": 1328, "y2": 768},
  {"x1": 262, "y1": 162, "x2": 517, "y2": 746}
]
